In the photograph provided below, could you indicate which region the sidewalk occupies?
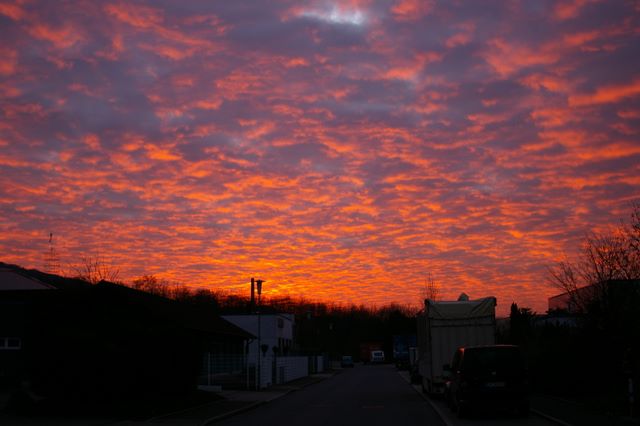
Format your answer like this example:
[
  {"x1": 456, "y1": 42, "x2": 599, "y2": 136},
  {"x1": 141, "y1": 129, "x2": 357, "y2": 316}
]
[
  {"x1": 114, "y1": 372, "x2": 337, "y2": 426},
  {"x1": 531, "y1": 395, "x2": 640, "y2": 426}
]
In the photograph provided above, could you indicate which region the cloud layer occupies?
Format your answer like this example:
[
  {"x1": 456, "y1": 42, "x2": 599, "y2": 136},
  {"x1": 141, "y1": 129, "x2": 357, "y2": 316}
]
[{"x1": 1, "y1": 0, "x2": 639, "y2": 314}]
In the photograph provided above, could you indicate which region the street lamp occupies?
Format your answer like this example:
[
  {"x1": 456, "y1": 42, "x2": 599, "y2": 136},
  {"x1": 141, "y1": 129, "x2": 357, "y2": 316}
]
[{"x1": 255, "y1": 279, "x2": 265, "y2": 390}]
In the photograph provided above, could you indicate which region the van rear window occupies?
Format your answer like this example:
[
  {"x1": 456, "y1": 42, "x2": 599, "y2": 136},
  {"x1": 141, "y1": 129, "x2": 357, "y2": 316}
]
[{"x1": 464, "y1": 347, "x2": 523, "y2": 373}]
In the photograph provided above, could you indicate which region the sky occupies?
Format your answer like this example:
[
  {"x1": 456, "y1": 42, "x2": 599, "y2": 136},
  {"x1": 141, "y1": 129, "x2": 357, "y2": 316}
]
[{"x1": 1, "y1": 0, "x2": 639, "y2": 315}]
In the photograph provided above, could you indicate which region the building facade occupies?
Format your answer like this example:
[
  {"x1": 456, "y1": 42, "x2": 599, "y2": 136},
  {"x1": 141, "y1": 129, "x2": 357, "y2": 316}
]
[{"x1": 222, "y1": 313, "x2": 310, "y2": 388}]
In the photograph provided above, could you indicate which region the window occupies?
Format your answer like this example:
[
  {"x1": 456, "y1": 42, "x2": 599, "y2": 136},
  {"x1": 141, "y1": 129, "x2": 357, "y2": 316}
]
[
  {"x1": 0, "y1": 337, "x2": 21, "y2": 350},
  {"x1": 277, "y1": 318, "x2": 284, "y2": 328}
]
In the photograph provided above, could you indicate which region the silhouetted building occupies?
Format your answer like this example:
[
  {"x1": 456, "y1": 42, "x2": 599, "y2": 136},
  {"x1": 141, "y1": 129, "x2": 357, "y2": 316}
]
[
  {"x1": 548, "y1": 279, "x2": 640, "y2": 313},
  {"x1": 0, "y1": 262, "x2": 252, "y2": 407}
]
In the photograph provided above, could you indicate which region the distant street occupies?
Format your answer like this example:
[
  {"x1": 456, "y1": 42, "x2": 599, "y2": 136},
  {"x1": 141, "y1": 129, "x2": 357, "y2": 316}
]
[{"x1": 217, "y1": 364, "x2": 445, "y2": 426}]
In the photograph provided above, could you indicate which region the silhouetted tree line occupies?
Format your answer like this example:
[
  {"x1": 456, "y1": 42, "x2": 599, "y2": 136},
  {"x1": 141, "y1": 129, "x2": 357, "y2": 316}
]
[
  {"x1": 64, "y1": 268, "x2": 418, "y2": 360},
  {"x1": 128, "y1": 274, "x2": 418, "y2": 358}
]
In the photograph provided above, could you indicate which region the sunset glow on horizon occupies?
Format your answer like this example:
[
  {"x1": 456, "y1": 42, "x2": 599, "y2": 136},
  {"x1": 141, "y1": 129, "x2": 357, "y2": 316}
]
[{"x1": 1, "y1": 0, "x2": 639, "y2": 315}]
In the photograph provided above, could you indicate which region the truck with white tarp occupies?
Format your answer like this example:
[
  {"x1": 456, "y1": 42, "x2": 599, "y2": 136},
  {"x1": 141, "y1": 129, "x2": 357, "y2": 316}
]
[{"x1": 417, "y1": 294, "x2": 497, "y2": 395}]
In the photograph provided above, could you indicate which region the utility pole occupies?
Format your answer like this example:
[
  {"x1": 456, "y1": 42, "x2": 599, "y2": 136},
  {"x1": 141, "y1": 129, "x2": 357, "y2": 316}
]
[
  {"x1": 256, "y1": 279, "x2": 264, "y2": 390},
  {"x1": 250, "y1": 277, "x2": 255, "y2": 310}
]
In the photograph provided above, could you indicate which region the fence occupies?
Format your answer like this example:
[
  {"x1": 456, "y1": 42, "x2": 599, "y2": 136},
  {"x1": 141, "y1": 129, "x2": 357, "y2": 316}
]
[
  {"x1": 199, "y1": 353, "x2": 247, "y2": 389},
  {"x1": 200, "y1": 353, "x2": 324, "y2": 389}
]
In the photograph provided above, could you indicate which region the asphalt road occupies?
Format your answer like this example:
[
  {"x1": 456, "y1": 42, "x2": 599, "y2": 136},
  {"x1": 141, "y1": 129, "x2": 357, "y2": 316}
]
[{"x1": 217, "y1": 364, "x2": 446, "y2": 426}]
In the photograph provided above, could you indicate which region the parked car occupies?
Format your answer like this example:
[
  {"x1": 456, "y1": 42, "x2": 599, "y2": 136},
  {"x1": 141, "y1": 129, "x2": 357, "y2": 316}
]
[
  {"x1": 340, "y1": 355, "x2": 355, "y2": 368},
  {"x1": 370, "y1": 350, "x2": 385, "y2": 363},
  {"x1": 444, "y1": 345, "x2": 529, "y2": 418}
]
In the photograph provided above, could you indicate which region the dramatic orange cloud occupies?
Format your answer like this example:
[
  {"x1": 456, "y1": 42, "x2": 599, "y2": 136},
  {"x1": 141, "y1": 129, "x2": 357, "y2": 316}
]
[{"x1": 0, "y1": 0, "x2": 638, "y2": 316}]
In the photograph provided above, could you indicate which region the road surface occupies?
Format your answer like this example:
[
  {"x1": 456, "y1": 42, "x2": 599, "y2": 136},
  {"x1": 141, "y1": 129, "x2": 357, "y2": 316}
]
[{"x1": 217, "y1": 364, "x2": 445, "y2": 426}]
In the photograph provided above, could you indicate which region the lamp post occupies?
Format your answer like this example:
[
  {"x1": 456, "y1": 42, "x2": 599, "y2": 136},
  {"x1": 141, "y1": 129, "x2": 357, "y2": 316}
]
[{"x1": 256, "y1": 279, "x2": 264, "y2": 390}]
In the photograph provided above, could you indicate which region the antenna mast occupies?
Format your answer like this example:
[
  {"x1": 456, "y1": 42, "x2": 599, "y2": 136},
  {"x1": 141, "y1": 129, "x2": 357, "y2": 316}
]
[{"x1": 44, "y1": 232, "x2": 60, "y2": 274}]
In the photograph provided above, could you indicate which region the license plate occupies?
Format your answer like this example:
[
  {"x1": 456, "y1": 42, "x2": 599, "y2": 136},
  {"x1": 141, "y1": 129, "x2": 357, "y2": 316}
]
[{"x1": 485, "y1": 382, "x2": 505, "y2": 388}]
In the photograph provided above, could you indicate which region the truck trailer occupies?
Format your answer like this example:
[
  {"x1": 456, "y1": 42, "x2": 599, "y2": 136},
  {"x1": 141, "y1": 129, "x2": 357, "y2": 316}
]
[
  {"x1": 417, "y1": 295, "x2": 496, "y2": 395},
  {"x1": 392, "y1": 334, "x2": 416, "y2": 369}
]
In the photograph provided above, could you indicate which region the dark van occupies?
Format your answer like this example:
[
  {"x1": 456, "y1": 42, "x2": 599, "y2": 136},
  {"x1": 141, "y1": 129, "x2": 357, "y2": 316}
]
[{"x1": 444, "y1": 345, "x2": 529, "y2": 417}]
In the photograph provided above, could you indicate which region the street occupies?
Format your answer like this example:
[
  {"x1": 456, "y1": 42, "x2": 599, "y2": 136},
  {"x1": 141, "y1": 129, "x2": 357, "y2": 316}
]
[
  {"x1": 217, "y1": 364, "x2": 445, "y2": 426},
  {"x1": 217, "y1": 364, "x2": 561, "y2": 426},
  {"x1": 0, "y1": 365, "x2": 585, "y2": 425}
]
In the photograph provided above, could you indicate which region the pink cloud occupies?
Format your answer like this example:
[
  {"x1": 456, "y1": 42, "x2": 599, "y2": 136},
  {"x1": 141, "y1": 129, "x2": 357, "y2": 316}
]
[
  {"x1": 104, "y1": 3, "x2": 165, "y2": 29},
  {"x1": 569, "y1": 79, "x2": 640, "y2": 106},
  {"x1": 482, "y1": 38, "x2": 560, "y2": 77},
  {"x1": 445, "y1": 22, "x2": 475, "y2": 48},
  {"x1": 383, "y1": 51, "x2": 442, "y2": 81},
  {"x1": 390, "y1": 0, "x2": 433, "y2": 21},
  {"x1": 0, "y1": 48, "x2": 17, "y2": 75},
  {"x1": 0, "y1": 2, "x2": 24, "y2": 20},
  {"x1": 27, "y1": 22, "x2": 84, "y2": 49},
  {"x1": 552, "y1": 0, "x2": 595, "y2": 21}
]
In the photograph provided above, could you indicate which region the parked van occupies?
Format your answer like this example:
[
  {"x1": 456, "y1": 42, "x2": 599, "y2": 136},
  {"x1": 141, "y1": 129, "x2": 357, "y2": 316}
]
[
  {"x1": 444, "y1": 345, "x2": 529, "y2": 417},
  {"x1": 340, "y1": 355, "x2": 355, "y2": 368},
  {"x1": 370, "y1": 350, "x2": 385, "y2": 363}
]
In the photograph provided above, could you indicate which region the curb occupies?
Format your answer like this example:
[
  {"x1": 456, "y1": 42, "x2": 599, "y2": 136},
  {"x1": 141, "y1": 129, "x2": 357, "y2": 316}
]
[
  {"x1": 144, "y1": 399, "x2": 227, "y2": 424},
  {"x1": 531, "y1": 408, "x2": 573, "y2": 426},
  {"x1": 202, "y1": 372, "x2": 338, "y2": 425},
  {"x1": 201, "y1": 400, "x2": 265, "y2": 426}
]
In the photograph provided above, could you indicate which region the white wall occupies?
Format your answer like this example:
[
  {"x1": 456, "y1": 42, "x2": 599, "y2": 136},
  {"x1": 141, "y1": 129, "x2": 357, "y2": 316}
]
[
  {"x1": 316, "y1": 355, "x2": 324, "y2": 373},
  {"x1": 223, "y1": 314, "x2": 298, "y2": 389},
  {"x1": 247, "y1": 355, "x2": 310, "y2": 388},
  {"x1": 222, "y1": 314, "x2": 294, "y2": 362},
  {"x1": 275, "y1": 356, "x2": 308, "y2": 383}
]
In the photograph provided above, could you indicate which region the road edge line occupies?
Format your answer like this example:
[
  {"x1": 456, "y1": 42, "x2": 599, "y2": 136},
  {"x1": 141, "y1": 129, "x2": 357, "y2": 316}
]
[{"x1": 398, "y1": 371, "x2": 453, "y2": 426}]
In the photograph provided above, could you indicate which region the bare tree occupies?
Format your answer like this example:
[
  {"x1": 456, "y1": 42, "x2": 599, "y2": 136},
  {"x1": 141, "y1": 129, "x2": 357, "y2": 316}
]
[
  {"x1": 422, "y1": 272, "x2": 440, "y2": 301},
  {"x1": 624, "y1": 202, "x2": 640, "y2": 273},
  {"x1": 72, "y1": 255, "x2": 121, "y2": 284},
  {"x1": 131, "y1": 274, "x2": 171, "y2": 297},
  {"x1": 170, "y1": 283, "x2": 192, "y2": 301},
  {"x1": 548, "y1": 205, "x2": 640, "y2": 313}
]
